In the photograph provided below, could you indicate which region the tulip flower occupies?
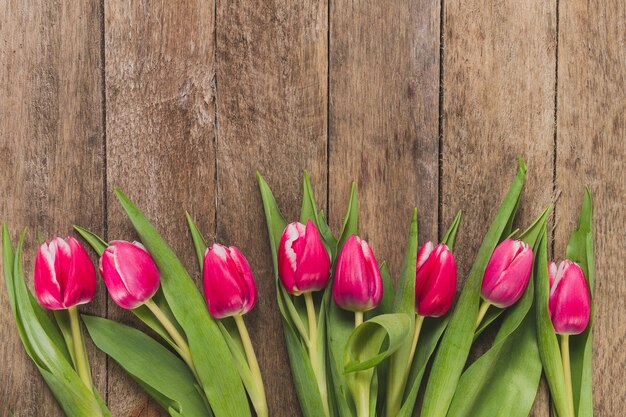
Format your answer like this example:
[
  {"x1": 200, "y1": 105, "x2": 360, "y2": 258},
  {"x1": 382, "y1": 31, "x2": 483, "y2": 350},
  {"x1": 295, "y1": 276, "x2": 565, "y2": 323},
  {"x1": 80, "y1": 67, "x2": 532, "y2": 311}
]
[
  {"x1": 549, "y1": 260, "x2": 591, "y2": 417},
  {"x1": 475, "y1": 238, "x2": 533, "y2": 328},
  {"x1": 101, "y1": 240, "x2": 198, "y2": 382},
  {"x1": 387, "y1": 241, "x2": 458, "y2": 417},
  {"x1": 278, "y1": 220, "x2": 331, "y2": 295},
  {"x1": 99, "y1": 241, "x2": 160, "y2": 309},
  {"x1": 203, "y1": 243, "x2": 267, "y2": 417},
  {"x1": 34, "y1": 236, "x2": 96, "y2": 310},
  {"x1": 415, "y1": 242, "x2": 457, "y2": 317},
  {"x1": 548, "y1": 260, "x2": 590, "y2": 335},
  {"x1": 203, "y1": 243, "x2": 257, "y2": 319},
  {"x1": 333, "y1": 235, "x2": 383, "y2": 315},
  {"x1": 278, "y1": 220, "x2": 331, "y2": 415},
  {"x1": 34, "y1": 236, "x2": 96, "y2": 388}
]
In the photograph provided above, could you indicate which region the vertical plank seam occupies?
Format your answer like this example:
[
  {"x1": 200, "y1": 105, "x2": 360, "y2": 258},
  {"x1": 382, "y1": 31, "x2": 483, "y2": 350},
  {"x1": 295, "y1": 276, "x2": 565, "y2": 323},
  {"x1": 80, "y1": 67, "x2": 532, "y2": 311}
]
[
  {"x1": 326, "y1": 0, "x2": 331, "y2": 217},
  {"x1": 437, "y1": 0, "x2": 445, "y2": 242},
  {"x1": 551, "y1": 0, "x2": 560, "y2": 262},
  {"x1": 213, "y1": 0, "x2": 220, "y2": 240},
  {"x1": 550, "y1": 2, "x2": 560, "y2": 415},
  {"x1": 98, "y1": 0, "x2": 109, "y2": 404}
]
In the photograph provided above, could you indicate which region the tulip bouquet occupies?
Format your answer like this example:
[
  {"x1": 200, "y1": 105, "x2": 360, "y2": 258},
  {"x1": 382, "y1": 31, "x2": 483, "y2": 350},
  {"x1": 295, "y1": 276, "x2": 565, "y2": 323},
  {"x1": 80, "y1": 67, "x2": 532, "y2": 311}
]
[
  {"x1": 258, "y1": 159, "x2": 596, "y2": 417},
  {"x1": 3, "y1": 157, "x2": 595, "y2": 417}
]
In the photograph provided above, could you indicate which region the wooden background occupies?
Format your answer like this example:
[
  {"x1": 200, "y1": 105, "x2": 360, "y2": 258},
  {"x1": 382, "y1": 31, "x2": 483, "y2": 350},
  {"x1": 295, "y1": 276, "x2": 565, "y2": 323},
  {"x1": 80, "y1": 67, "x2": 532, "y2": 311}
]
[{"x1": 0, "y1": 0, "x2": 624, "y2": 416}]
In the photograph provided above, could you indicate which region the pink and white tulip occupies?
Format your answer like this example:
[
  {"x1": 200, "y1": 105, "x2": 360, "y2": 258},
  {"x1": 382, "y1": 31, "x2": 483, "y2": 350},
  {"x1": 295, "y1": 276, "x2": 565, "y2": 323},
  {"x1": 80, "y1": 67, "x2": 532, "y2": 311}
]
[
  {"x1": 415, "y1": 242, "x2": 457, "y2": 317},
  {"x1": 278, "y1": 220, "x2": 331, "y2": 295},
  {"x1": 548, "y1": 260, "x2": 590, "y2": 335},
  {"x1": 99, "y1": 241, "x2": 160, "y2": 309},
  {"x1": 203, "y1": 243, "x2": 257, "y2": 319},
  {"x1": 333, "y1": 235, "x2": 383, "y2": 312},
  {"x1": 481, "y1": 238, "x2": 533, "y2": 308},
  {"x1": 34, "y1": 237, "x2": 97, "y2": 310}
]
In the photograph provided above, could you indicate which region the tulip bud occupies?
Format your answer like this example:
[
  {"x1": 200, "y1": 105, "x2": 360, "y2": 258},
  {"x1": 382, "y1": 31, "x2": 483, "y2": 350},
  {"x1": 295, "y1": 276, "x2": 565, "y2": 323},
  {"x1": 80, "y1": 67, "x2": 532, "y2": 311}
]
[
  {"x1": 34, "y1": 237, "x2": 97, "y2": 310},
  {"x1": 548, "y1": 260, "x2": 590, "y2": 335},
  {"x1": 278, "y1": 220, "x2": 331, "y2": 295},
  {"x1": 333, "y1": 235, "x2": 383, "y2": 312},
  {"x1": 481, "y1": 238, "x2": 533, "y2": 308},
  {"x1": 99, "y1": 241, "x2": 160, "y2": 309},
  {"x1": 415, "y1": 242, "x2": 457, "y2": 317},
  {"x1": 203, "y1": 243, "x2": 257, "y2": 319}
]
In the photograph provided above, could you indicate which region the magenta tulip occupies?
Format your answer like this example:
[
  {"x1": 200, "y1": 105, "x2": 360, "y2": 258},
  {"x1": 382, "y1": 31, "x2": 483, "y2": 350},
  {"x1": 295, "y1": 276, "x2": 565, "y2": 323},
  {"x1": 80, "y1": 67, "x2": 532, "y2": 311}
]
[
  {"x1": 481, "y1": 238, "x2": 533, "y2": 308},
  {"x1": 203, "y1": 243, "x2": 257, "y2": 319},
  {"x1": 548, "y1": 260, "x2": 590, "y2": 335},
  {"x1": 34, "y1": 237, "x2": 96, "y2": 310},
  {"x1": 415, "y1": 242, "x2": 457, "y2": 317},
  {"x1": 333, "y1": 235, "x2": 383, "y2": 312},
  {"x1": 278, "y1": 220, "x2": 331, "y2": 295},
  {"x1": 99, "y1": 241, "x2": 160, "y2": 309}
]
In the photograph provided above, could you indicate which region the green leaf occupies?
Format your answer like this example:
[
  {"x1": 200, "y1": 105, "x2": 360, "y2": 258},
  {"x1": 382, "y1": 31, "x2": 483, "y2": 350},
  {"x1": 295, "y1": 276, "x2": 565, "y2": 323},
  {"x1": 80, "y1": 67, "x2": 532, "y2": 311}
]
[
  {"x1": 73, "y1": 225, "x2": 108, "y2": 255},
  {"x1": 384, "y1": 210, "x2": 419, "y2": 416},
  {"x1": 420, "y1": 158, "x2": 527, "y2": 417},
  {"x1": 2, "y1": 227, "x2": 106, "y2": 417},
  {"x1": 114, "y1": 188, "x2": 250, "y2": 417},
  {"x1": 565, "y1": 188, "x2": 594, "y2": 417},
  {"x1": 83, "y1": 315, "x2": 211, "y2": 417},
  {"x1": 344, "y1": 313, "x2": 412, "y2": 373},
  {"x1": 536, "y1": 227, "x2": 572, "y2": 417},
  {"x1": 184, "y1": 212, "x2": 207, "y2": 271},
  {"x1": 442, "y1": 211, "x2": 462, "y2": 250},
  {"x1": 336, "y1": 183, "x2": 358, "y2": 255},
  {"x1": 446, "y1": 210, "x2": 550, "y2": 417}
]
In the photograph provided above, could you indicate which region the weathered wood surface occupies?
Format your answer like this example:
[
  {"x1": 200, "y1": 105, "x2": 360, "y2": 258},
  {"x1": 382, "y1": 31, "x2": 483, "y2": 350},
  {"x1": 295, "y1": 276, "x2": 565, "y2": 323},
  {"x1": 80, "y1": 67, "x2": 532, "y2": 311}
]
[
  {"x1": 0, "y1": 0, "x2": 106, "y2": 415},
  {"x1": 554, "y1": 0, "x2": 626, "y2": 415},
  {"x1": 0, "y1": 0, "x2": 624, "y2": 415}
]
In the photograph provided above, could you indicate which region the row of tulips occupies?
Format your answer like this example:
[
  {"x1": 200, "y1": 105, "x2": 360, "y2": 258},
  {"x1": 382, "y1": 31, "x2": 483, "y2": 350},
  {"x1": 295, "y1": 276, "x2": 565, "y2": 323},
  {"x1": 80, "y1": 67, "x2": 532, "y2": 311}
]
[{"x1": 3, "y1": 158, "x2": 594, "y2": 417}]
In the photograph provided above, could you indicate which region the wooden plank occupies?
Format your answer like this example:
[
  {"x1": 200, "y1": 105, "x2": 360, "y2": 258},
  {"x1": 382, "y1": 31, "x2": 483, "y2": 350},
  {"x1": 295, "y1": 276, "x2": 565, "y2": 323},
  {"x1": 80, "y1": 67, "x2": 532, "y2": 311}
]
[
  {"x1": 329, "y1": 0, "x2": 440, "y2": 277},
  {"x1": 555, "y1": 0, "x2": 626, "y2": 413},
  {"x1": 215, "y1": 1, "x2": 328, "y2": 415},
  {"x1": 104, "y1": 0, "x2": 217, "y2": 415},
  {"x1": 0, "y1": 0, "x2": 105, "y2": 415},
  {"x1": 440, "y1": 0, "x2": 557, "y2": 415}
]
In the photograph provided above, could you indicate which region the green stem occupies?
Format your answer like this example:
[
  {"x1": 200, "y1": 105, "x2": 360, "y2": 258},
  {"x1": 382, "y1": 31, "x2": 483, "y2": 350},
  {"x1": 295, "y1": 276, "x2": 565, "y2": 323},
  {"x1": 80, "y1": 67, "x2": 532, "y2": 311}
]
[
  {"x1": 355, "y1": 311, "x2": 364, "y2": 327},
  {"x1": 354, "y1": 310, "x2": 369, "y2": 417},
  {"x1": 304, "y1": 292, "x2": 330, "y2": 417},
  {"x1": 234, "y1": 315, "x2": 268, "y2": 417},
  {"x1": 475, "y1": 299, "x2": 491, "y2": 329},
  {"x1": 144, "y1": 298, "x2": 198, "y2": 380},
  {"x1": 386, "y1": 315, "x2": 425, "y2": 417},
  {"x1": 561, "y1": 334, "x2": 576, "y2": 417},
  {"x1": 68, "y1": 306, "x2": 92, "y2": 388}
]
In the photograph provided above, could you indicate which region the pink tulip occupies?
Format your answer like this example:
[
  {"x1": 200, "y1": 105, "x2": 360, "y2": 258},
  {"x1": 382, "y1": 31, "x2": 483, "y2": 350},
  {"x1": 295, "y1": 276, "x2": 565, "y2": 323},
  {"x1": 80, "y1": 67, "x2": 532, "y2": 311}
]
[
  {"x1": 99, "y1": 241, "x2": 160, "y2": 309},
  {"x1": 333, "y1": 235, "x2": 383, "y2": 312},
  {"x1": 34, "y1": 237, "x2": 97, "y2": 310},
  {"x1": 415, "y1": 242, "x2": 457, "y2": 317},
  {"x1": 278, "y1": 220, "x2": 331, "y2": 295},
  {"x1": 203, "y1": 243, "x2": 257, "y2": 319},
  {"x1": 548, "y1": 260, "x2": 590, "y2": 335},
  {"x1": 481, "y1": 238, "x2": 533, "y2": 308}
]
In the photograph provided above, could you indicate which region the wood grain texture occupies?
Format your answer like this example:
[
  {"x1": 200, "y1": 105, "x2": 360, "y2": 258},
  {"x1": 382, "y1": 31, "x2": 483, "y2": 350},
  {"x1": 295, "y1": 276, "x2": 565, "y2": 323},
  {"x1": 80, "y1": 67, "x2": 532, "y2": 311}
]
[
  {"x1": 440, "y1": 0, "x2": 557, "y2": 415},
  {"x1": 329, "y1": 0, "x2": 440, "y2": 277},
  {"x1": 555, "y1": 0, "x2": 626, "y2": 413},
  {"x1": 215, "y1": 1, "x2": 328, "y2": 415},
  {"x1": 104, "y1": 0, "x2": 217, "y2": 415},
  {"x1": 0, "y1": 0, "x2": 105, "y2": 416}
]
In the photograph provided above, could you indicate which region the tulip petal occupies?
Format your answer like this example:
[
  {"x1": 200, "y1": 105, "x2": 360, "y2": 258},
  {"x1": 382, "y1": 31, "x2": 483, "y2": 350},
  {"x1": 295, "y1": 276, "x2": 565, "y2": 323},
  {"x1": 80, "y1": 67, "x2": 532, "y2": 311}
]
[
  {"x1": 34, "y1": 242, "x2": 64, "y2": 309},
  {"x1": 293, "y1": 220, "x2": 330, "y2": 293},
  {"x1": 62, "y1": 237, "x2": 96, "y2": 308}
]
